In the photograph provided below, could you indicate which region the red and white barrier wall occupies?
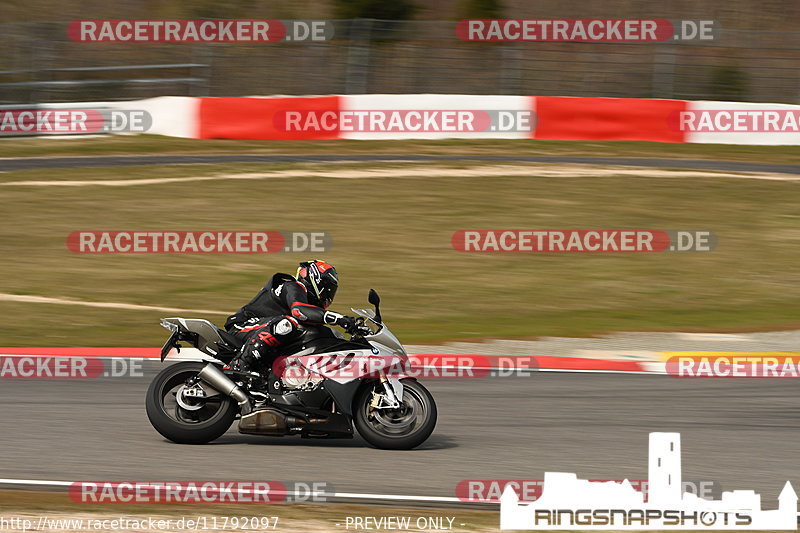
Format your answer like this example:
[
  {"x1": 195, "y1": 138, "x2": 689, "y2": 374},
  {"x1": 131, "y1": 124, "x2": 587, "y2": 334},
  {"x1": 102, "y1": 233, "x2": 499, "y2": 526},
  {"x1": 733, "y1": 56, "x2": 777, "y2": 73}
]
[
  {"x1": 35, "y1": 97, "x2": 199, "y2": 138},
  {"x1": 29, "y1": 94, "x2": 800, "y2": 145}
]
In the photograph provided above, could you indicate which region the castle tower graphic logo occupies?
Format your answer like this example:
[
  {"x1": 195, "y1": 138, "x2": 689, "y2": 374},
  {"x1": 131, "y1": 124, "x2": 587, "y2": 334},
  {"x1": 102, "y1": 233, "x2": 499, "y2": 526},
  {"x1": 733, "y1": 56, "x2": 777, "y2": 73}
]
[{"x1": 500, "y1": 432, "x2": 797, "y2": 530}]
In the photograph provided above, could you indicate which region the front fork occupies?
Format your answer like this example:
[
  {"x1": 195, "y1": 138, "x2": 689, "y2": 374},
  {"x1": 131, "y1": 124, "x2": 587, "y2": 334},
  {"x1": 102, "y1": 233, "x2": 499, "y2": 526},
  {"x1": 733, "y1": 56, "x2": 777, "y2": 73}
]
[{"x1": 373, "y1": 372, "x2": 404, "y2": 409}]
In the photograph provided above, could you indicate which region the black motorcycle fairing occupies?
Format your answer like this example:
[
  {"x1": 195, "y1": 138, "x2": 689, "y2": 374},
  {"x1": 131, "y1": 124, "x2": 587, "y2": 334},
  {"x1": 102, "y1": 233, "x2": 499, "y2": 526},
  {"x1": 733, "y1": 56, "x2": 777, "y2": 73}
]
[
  {"x1": 323, "y1": 378, "x2": 368, "y2": 417},
  {"x1": 276, "y1": 324, "x2": 371, "y2": 357},
  {"x1": 269, "y1": 386, "x2": 331, "y2": 411},
  {"x1": 300, "y1": 413, "x2": 353, "y2": 438}
]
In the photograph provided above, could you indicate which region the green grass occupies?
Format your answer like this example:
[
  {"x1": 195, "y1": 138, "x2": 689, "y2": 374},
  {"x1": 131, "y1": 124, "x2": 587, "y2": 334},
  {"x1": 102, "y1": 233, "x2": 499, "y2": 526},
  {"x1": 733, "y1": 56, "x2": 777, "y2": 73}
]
[
  {"x1": 1, "y1": 160, "x2": 799, "y2": 347},
  {"x1": 4, "y1": 135, "x2": 800, "y2": 164}
]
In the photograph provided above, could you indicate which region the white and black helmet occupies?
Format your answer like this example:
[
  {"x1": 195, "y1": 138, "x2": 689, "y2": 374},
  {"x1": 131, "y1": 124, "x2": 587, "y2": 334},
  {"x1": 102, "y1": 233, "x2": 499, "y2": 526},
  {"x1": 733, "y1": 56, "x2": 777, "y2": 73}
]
[{"x1": 296, "y1": 260, "x2": 338, "y2": 309}]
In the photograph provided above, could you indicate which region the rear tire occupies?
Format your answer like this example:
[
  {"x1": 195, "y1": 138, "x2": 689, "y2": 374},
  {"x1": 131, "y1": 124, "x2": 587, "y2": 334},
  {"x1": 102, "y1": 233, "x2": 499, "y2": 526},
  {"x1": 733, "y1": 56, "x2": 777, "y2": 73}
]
[
  {"x1": 145, "y1": 362, "x2": 238, "y2": 444},
  {"x1": 354, "y1": 379, "x2": 437, "y2": 450}
]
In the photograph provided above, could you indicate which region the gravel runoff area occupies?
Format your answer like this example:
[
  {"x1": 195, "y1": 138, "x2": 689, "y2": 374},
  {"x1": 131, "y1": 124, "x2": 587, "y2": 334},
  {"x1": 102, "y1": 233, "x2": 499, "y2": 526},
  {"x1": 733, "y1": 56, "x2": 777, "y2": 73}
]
[{"x1": 405, "y1": 329, "x2": 800, "y2": 361}]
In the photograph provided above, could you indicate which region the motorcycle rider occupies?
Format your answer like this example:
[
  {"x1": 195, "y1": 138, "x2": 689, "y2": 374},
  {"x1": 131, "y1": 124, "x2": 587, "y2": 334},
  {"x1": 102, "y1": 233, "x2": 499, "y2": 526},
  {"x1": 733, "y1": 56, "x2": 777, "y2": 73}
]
[{"x1": 224, "y1": 260, "x2": 360, "y2": 374}]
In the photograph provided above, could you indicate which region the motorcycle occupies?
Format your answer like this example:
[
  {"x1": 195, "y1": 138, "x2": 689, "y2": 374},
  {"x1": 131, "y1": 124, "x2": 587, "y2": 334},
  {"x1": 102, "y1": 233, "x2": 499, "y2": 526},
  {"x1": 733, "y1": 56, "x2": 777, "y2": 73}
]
[{"x1": 145, "y1": 290, "x2": 437, "y2": 450}]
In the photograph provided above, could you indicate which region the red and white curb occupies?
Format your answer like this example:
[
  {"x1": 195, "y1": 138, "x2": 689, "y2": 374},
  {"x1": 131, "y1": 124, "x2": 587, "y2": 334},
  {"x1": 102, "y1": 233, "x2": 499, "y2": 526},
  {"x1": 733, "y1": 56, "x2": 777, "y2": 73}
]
[
  {"x1": 0, "y1": 348, "x2": 659, "y2": 374},
  {"x1": 0, "y1": 478, "x2": 474, "y2": 508}
]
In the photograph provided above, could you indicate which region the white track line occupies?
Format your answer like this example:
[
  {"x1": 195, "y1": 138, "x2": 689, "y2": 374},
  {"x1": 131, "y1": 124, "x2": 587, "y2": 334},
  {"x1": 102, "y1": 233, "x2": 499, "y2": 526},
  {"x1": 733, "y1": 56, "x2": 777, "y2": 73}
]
[
  {"x1": 534, "y1": 368, "x2": 654, "y2": 374},
  {"x1": 334, "y1": 492, "x2": 463, "y2": 503},
  {"x1": 0, "y1": 479, "x2": 466, "y2": 505},
  {"x1": 0, "y1": 479, "x2": 70, "y2": 488},
  {"x1": 4, "y1": 165, "x2": 798, "y2": 187},
  {"x1": 0, "y1": 293, "x2": 227, "y2": 315}
]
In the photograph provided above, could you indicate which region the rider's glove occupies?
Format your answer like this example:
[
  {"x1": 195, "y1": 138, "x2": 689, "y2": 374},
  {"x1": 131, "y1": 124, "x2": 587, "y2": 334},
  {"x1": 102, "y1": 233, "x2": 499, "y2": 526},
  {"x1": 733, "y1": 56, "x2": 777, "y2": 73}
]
[
  {"x1": 336, "y1": 316, "x2": 359, "y2": 333},
  {"x1": 324, "y1": 311, "x2": 358, "y2": 333},
  {"x1": 355, "y1": 324, "x2": 372, "y2": 336}
]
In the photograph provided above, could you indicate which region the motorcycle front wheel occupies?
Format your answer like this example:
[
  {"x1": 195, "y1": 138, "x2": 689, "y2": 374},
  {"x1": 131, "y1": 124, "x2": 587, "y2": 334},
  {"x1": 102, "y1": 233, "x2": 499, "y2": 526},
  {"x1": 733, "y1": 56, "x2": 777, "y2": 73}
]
[
  {"x1": 145, "y1": 362, "x2": 238, "y2": 444},
  {"x1": 354, "y1": 379, "x2": 437, "y2": 450}
]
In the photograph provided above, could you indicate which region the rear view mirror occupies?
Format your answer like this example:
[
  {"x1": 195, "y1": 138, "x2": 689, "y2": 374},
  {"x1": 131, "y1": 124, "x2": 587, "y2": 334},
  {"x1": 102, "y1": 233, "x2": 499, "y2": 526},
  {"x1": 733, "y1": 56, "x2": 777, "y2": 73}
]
[
  {"x1": 368, "y1": 289, "x2": 381, "y2": 306},
  {"x1": 368, "y1": 289, "x2": 382, "y2": 323}
]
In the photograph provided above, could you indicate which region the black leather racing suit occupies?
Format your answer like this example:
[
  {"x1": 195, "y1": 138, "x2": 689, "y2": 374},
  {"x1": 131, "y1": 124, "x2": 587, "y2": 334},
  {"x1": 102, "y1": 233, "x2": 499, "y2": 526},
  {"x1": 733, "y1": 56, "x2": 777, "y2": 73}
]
[{"x1": 225, "y1": 273, "x2": 352, "y2": 372}]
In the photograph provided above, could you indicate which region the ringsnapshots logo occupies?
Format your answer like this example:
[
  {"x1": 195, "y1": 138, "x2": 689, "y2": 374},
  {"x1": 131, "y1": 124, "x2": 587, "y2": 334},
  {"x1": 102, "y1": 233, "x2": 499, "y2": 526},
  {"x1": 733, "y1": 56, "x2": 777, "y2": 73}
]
[{"x1": 500, "y1": 432, "x2": 797, "y2": 530}]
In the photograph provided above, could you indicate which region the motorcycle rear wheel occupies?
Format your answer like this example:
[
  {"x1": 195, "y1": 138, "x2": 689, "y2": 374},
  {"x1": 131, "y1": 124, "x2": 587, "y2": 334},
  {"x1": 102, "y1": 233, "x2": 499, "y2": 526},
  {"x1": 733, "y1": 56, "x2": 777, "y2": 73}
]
[{"x1": 145, "y1": 362, "x2": 238, "y2": 444}]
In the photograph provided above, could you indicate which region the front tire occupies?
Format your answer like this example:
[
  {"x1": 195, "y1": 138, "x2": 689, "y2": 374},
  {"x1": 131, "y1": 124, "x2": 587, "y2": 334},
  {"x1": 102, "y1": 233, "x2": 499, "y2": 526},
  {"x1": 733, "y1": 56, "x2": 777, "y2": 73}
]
[
  {"x1": 145, "y1": 362, "x2": 238, "y2": 444},
  {"x1": 354, "y1": 379, "x2": 437, "y2": 450}
]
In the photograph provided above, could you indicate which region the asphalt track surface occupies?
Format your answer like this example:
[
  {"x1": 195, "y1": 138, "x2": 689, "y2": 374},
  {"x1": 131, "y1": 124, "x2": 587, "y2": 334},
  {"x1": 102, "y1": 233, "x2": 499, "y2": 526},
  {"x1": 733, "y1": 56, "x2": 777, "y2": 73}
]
[
  {"x1": 1, "y1": 152, "x2": 797, "y2": 504},
  {"x1": 2, "y1": 154, "x2": 800, "y2": 174},
  {"x1": 0, "y1": 362, "x2": 797, "y2": 502}
]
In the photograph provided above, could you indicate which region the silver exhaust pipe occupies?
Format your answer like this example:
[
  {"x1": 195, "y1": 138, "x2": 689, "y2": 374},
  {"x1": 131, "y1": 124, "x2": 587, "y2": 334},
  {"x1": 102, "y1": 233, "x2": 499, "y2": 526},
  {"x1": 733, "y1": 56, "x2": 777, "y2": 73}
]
[{"x1": 198, "y1": 364, "x2": 252, "y2": 415}]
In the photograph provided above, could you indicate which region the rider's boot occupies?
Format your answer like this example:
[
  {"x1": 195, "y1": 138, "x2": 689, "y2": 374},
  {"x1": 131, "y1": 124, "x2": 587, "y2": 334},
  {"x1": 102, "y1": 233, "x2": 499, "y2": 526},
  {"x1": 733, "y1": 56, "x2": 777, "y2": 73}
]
[
  {"x1": 227, "y1": 316, "x2": 299, "y2": 376},
  {"x1": 226, "y1": 340, "x2": 266, "y2": 376}
]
